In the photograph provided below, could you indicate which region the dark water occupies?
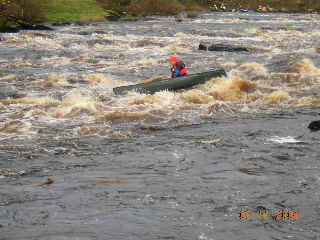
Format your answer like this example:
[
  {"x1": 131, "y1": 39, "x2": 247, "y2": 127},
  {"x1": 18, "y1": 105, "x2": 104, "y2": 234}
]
[{"x1": 0, "y1": 12, "x2": 320, "y2": 240}]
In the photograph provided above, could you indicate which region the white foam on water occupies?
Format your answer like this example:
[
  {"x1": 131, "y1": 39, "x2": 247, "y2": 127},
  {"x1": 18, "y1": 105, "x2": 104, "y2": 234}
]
[
  {"x1": 267, "y1": 136, "x2": 301, "y2": 144},
  {"x1": 198, "y1": 233, "x2": 214, "y2": 240}
]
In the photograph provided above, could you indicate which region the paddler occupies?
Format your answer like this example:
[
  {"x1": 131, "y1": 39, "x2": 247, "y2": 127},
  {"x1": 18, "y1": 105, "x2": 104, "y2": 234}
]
[{"x1": 170, "y1": 56, "x2": 187, "y2": 78}]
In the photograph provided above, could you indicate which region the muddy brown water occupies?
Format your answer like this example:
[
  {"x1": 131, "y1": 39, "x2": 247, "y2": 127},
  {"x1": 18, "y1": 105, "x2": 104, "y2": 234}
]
[{"x1": 0, "y1": 11, "x2": 320, "y2": 240}]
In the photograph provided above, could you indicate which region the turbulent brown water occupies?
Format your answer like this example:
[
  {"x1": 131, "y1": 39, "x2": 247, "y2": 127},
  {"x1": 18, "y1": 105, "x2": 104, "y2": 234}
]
[{"x1": 0, "y1": 11, "x2": 320, "y2": 240}]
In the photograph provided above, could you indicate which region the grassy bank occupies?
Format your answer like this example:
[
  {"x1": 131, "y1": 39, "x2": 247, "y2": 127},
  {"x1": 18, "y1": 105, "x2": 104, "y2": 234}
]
[
  {"x1": 42, "y1": 0, "x2": 106, "y2": 23},
  {"x1": 1, "y1": 0, "x2": 320, "y2": 32},
  {"x1": 0, "y1": 0, "x2": 107, "y2": 31},
  {"x1": 40, "y1": 0, "x2": 206, "y2": 24}
]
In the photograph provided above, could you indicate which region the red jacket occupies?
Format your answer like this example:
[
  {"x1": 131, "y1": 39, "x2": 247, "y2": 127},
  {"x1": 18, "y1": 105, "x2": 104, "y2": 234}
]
[{"x1": 171, "y1": 61, "x2": 187, "y2": 78}]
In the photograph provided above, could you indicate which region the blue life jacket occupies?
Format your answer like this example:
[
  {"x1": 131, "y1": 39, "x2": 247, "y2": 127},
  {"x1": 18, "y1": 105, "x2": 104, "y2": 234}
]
[{"x1": 172, "y1": 69, "x2": 181, "y2": 78}]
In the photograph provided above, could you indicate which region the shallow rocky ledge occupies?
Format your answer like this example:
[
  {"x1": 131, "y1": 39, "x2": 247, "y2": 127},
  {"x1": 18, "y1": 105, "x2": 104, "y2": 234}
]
[{"x1": 0, "y1": 16, "x2": 53, "y2": 33}]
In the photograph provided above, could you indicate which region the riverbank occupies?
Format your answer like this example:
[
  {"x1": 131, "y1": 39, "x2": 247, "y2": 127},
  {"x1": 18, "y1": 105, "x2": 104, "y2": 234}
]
[
  {"x1": 1, "y1": 0, "x2": 320, "y2": 33},
  {"x1": 0, "y1": 0, "x2": 106, "y2": 32}
]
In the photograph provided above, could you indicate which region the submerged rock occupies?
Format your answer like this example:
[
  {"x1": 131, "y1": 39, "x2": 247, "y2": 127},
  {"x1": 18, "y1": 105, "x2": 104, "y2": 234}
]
[
  {"x1": 0, "y1": 84, "x2": 20, "y2": 100},
  {"x1": 51, "y1": 22, "x2": 71, "y2": 26},
  {"x1": 87, "y1": 39, "x2": 113, "y2": 46},
  {"x1": 199, "y1": 43, "x2": 208, "y2": 51},
  {"x1": 199, "y1": 42, "x2": 250, "y2": 52},
  {"x1": 308, "y1": 120, "x2": 320, "y2": 132}
]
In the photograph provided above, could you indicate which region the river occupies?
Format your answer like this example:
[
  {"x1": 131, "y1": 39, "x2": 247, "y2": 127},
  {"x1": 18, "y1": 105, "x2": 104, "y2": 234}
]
[{"x1": 0, "y1": 11, "x2": 320, "y2": 240}]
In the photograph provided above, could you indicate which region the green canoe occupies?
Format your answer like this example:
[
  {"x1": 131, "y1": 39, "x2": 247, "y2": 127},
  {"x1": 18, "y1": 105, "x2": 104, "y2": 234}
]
[{"x1": 113, "y1": 69, "x2": 227, "y2": 95}]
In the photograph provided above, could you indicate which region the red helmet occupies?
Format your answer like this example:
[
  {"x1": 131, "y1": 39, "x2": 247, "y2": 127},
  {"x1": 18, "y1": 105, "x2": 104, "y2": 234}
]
[{"x1": 170, "y1": 56, "x2": 178, "y2": 64}]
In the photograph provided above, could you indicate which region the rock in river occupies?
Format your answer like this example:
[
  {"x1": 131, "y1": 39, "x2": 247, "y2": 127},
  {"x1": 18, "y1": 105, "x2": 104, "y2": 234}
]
[
  {"x1": 0, "y1": 84, "x2": 20, "y2": 100},
  {"x1": 308, "y1": 120, "x2": 320, "y2": 132},
  {"x1": 199, "y1": 42, "x2": 250, "y2": 52}
]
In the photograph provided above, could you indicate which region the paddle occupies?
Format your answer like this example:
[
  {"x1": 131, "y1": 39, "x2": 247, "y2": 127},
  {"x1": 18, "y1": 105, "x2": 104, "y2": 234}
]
[{"x1": 136, "y1": 75, "x2": 170, "y2": 84}]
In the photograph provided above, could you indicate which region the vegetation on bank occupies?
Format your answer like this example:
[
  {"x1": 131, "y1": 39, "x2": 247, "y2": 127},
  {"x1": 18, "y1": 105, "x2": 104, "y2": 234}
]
[
  {"x1": 42, "y1": 0, "x2": 106, "y2": 23},
  {"x1": 96, "y1": 0, "x2": 320, "y2": 16},
  {"x1": 219, "y1": 0, "x2": 320, "y2": 12},
  {"x1": 96, "y1": 0, "x2": 206, "y2": 17},
  {"x1": 0, "y1": 0, "x2": 106, "y2": 31},
  {"x1": 1, "y1": 0, "x2": 320, "y2": 32}
]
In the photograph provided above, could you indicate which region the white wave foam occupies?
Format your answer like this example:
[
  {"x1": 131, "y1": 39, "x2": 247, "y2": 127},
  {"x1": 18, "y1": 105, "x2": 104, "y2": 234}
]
[{"x1": 267, "y1": 136, "x2": 301, "y2": 144}]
